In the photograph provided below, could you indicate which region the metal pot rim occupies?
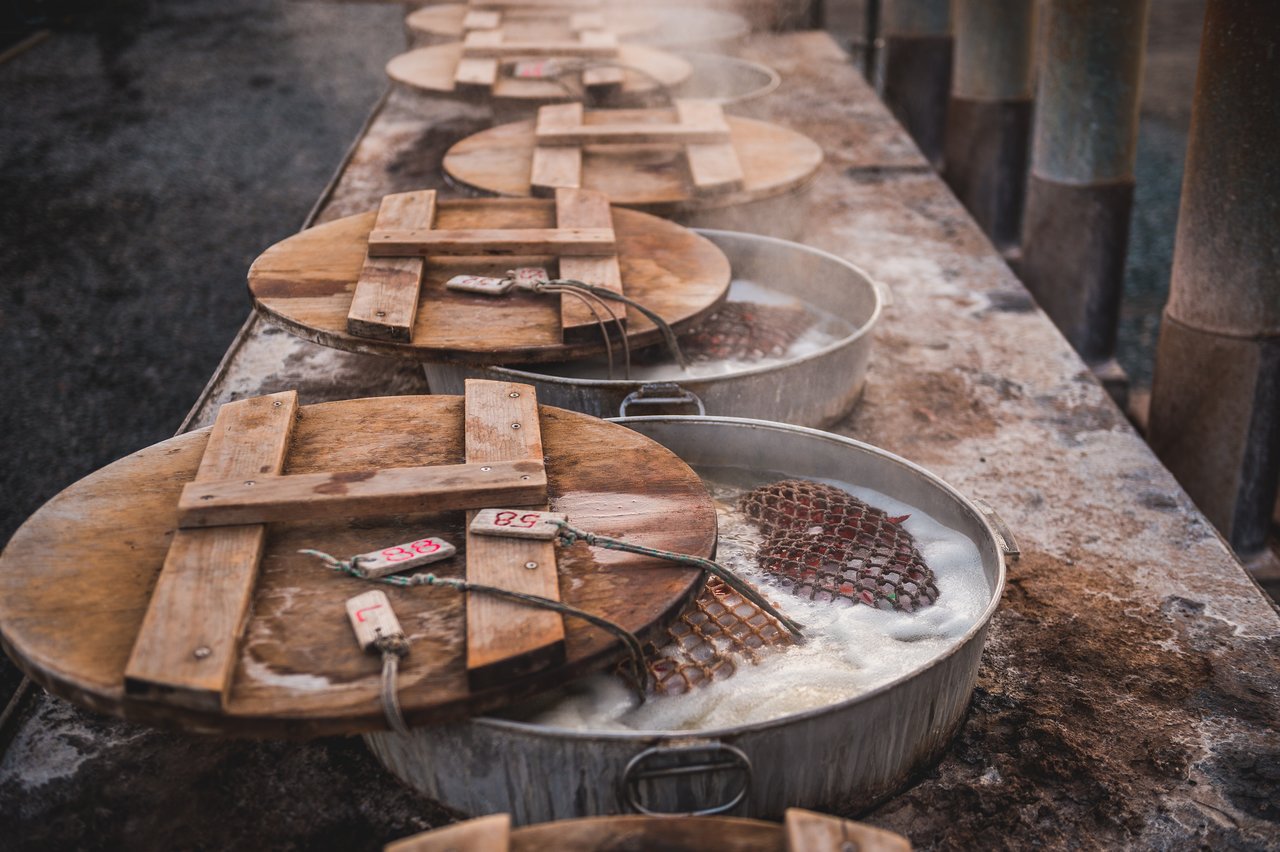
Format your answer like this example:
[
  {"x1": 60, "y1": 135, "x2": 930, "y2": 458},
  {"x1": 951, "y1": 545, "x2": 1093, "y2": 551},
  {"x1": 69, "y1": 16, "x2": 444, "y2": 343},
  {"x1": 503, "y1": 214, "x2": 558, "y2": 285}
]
[
  {"x1": 473, "y1": 415, "x2": 1008, "y2": 740},
  {"x1": 674, "y1": 53, "x2": 782, "y2": 105},
  {"x1": 482, "y1": 229, "x2": 886, "y2": 390}
]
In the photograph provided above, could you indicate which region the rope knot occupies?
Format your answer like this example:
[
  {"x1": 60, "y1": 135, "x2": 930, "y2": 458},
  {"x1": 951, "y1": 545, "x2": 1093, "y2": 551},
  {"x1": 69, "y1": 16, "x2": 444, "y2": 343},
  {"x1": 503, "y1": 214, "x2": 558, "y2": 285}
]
[{"x1": 374, "y1": 634, "x2": 411, "y2": 658}]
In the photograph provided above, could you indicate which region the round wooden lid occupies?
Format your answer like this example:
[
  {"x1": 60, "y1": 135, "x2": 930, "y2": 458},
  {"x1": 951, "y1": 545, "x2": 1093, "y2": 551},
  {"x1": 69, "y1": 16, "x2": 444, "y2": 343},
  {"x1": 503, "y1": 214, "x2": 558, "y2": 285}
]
[
  {"x1": 247, "y1": 196, "x2": 731, "y2": 365},
  {"x1": 406, "y1": 5, "x2": 663, "y2": 42},
  {"x1": 0, "y1": 392, "x2": 716, "y2": 737},
  {"x1": 386, "y1": 43, "x2": 692, "y2": 103},
  {"x1": 443, "y1": 108, "x2": 825, "y2": 214}
]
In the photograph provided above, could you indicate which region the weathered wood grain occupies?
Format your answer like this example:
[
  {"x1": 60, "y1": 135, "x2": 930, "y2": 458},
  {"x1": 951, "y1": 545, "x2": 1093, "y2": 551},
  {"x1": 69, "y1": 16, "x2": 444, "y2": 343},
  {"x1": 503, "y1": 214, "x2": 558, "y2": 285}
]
[
  {"x1": 347, "y1": 190, "x2": 436, "y2": 342},
  {"x1": 386, "y1": 813, "x2": 511, "y2": 852},
  {"x1": 785, "y1": 809, "x2": 912, "y2": 852},
  {"x1": 676, "y1": 99, "x2": 745, "y2": 194},
  {"x1": 365, "y1": 226, "x2": 616, "y2": 257},
  {"x1": 123, "y1": 391, "x2": 299, "y2": 712},
  {"x1": 554, "y1": 187, "x2": 624, "y2": 340}
]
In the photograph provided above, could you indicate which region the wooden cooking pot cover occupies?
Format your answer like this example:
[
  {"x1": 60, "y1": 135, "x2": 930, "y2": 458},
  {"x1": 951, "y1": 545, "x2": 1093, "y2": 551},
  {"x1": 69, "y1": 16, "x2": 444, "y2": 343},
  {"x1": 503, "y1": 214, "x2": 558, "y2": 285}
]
[
  {"x1": 0, "y1": 391, "x2": 716, "y2": 737},
  {"x1": 443, "y1": 107, "x2": 824, "y2": 214},
  {"x1": 247, "y1": 196, "x2": 731, "y2": 364},
  {"x1": 406, "y1": 5, "x2": 663, "y2": 42},
  {"x1": 386, "y1": 43, "x2": 692, "y2": 102}
]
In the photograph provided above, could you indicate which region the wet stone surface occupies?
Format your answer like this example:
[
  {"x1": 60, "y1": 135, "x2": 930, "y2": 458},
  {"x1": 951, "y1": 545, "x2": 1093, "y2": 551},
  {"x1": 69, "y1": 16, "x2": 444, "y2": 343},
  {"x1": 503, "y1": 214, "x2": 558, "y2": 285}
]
[{"x1": 2, "y1": 28, "x2": 1278, "y2": 852}]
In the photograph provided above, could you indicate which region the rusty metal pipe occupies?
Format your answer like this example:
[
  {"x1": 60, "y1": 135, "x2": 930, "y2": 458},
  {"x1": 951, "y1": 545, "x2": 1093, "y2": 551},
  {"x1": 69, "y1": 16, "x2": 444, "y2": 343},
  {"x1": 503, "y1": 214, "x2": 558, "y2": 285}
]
[
  {"x1": 876, "y1": 0, "x2": 951, "y2": 166},
  {"x1": 943, "y1": 0, "x2": 1037, "y2": 249},
  {"x1": 1148, "y1": 0, "x2": 1280, "y2": 557},
  {"x1": 1019, "y1": 0, "x2": 1150, "y2": 399}
]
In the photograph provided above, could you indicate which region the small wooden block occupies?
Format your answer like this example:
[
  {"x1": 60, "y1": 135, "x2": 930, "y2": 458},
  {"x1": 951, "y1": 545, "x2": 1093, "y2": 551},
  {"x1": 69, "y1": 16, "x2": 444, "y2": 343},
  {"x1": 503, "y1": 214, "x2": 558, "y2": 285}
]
[
  {"x1": 577, "y1": 28, "x2": 617, "y2": 49},
  {"x1": 555, "y1": 188, "x2": 623, "y2": 340},
  {"x1": 582, "y1": 64, "x2": 625, "y2": 92},
  {"x1": 463, "y1": 380, "x2": 565, "y2": 688},
  {"x1": 385, "y1": 814, "x2": 511, "y2": 852},
  {"x1": 177, "y1": 459, "x2": 547, "y2": 528},
  {"x1": 346, "y1": 591, "x2": 406, "y2": 653},
  {"x1": 124, "y1": 391, "x2": 299, "y2": 711},
  {"x1": 675, "y1": 100, "x2": 745, "y2": 195},
  {"x1": 535, "y1": 121, "x2": 730, "y2": 148},
  {"x1": 471, "y1": 509, "x2": 568, "y2": 541},
  {"x1": 784, "y1": 809, "x2": 912, "y2": 852},
  {"x1": 366, "y1": 227, "x2": 617, "y2": 257},
  {"x1": 569, "y1": 12, "x2": 606, "y2": 31},
  {"x1": 461, "y1": 28, "x2": 504, "y2": 53},
  {"x1": 461, "y1": 10, "x2": 501, "y2": 30},
  {"x1": 455, "y1": 56, "x2": 499, "y2": 90},
  {"x1": 348, "y1": 190, "x2": 437, "y2": 342},
  {"x1": 354, "y1": 536, "x2": 457, "y2": 579}
]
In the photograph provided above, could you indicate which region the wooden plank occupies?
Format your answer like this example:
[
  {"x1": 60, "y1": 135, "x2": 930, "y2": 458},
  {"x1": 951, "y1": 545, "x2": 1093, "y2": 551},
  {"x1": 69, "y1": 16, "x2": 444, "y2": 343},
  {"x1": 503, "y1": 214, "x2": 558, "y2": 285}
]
[
  {"x1": 784, "y1": 809, "x2": 912, "y2": 852},
  {"x1": 461, "y1": 30, "x2": 616, "y2": 58},
  {"x1": 530, "y1": 103, "x2": 584, "y2": 197},
  {"x1": 385, "y1": 814, "x2": 511, "y2": 852},
  {"x1": 461, "y1": 10, "x2": 501, "y2": 30},
  {"x1": 177, "y1": 459, "x2": 547, "y2": 528},
  {"x1": 366, "y1": 227, "x2": 616, "y2": 257},
  {"x1": 579, "y1": 29, "x2": 623, "y2": 91},
  {"x1": 463, "y1": 379, "x2": 565, "y2": 688},
  {"x1": 123, "y1": 391, "x2": 299, "y2": 711},
  {"x1": 534, "y1": 122, "x2": 730, "y2": 147},
  {"x1": 347, "y1": 191, "x2": 436, "y2": 342},
  {"x1": 675, "y1": 100, "x2": 745, "y2": 194},
  {"x1": 455, "y1": 57, "x2": 499, "y2": 91},
  {"x1": 555, "y1": 187, "x2": 623, "y2": 341},
  {"x1": 568, "y1": 12, "x2": 605, "y2": 31}
]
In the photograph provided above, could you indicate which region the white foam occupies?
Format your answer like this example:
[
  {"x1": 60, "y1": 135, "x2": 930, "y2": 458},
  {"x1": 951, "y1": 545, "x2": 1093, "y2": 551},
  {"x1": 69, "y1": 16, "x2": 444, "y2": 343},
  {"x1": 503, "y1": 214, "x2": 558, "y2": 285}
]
[
  {"x1": 531, "y1": 279, "x2": 858, "y2": 382},
  {"x1": 522, "y1": 475, "x2": 990, "y2": 732}
]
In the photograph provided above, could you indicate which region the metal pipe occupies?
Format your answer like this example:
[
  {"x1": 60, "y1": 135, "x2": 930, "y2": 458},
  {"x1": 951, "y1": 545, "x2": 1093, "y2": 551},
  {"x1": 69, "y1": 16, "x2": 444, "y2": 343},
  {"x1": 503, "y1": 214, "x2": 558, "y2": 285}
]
[
  {"x1": 1019, "y1": 0, "x2": 1150, "y2": 400},
  {"x1": 943, "y1": 0, "x2": 1037, "y2": 249},
  {"x1": 876, "y1": 0, "x2": 951, "y2": 166},
  {"x1": 1147, "y1": 0, "x2": 1280, "y2": 557}
]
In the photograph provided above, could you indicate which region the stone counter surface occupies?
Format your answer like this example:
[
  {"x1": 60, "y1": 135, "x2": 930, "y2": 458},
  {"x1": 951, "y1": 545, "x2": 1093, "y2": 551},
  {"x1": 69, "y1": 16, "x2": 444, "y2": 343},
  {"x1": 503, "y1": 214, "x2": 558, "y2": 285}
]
[{"x1": 2, "y1": 32, "x2": 1277, "y2": 851}]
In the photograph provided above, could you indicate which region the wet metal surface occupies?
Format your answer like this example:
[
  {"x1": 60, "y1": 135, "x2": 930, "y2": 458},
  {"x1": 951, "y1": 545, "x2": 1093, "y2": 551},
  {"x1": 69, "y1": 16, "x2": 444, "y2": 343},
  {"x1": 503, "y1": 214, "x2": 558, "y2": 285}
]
[{"x1": 1, "y1": 26, "x2": 1279, "y2": 852}]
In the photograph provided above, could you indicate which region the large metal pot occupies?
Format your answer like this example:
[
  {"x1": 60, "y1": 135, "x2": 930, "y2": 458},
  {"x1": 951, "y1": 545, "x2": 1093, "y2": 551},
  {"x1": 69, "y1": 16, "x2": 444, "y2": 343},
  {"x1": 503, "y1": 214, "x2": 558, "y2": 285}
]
[
  {"x1": 366, "y1": 416, "x2": 1013, "y2": 825},
  {"x1": 424, "y1": 230, "x2": 884, "y2": 427}
]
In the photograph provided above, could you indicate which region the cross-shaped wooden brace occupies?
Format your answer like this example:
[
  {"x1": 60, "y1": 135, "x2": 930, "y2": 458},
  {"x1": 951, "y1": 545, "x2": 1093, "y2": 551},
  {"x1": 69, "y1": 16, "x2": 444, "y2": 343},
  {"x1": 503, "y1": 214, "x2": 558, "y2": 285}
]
[
  {"x1": 461, "y1": 9, "x2": 606, "y2": 35},
  {"x1": 123, "y1": 379, "x2": 566, "y2": 712},
  {"x1": 531, "y1": 100, "x2": 746, "y2": 198},
  {"x1": 455, "y1": 26, "x2": 622, "y2": 92},
  {"x1": 346, "y1": 187, "x2": 624, "y2": 344}
]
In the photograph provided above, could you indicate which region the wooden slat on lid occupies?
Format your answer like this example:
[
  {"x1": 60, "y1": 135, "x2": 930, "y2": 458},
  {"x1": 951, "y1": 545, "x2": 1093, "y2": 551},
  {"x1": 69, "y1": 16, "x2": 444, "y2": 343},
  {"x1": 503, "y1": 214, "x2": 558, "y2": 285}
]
[
  {"x1": 784, "y1": 809, "x2": 912, "y2": 852},
  {"x1": 674, "y1": 100, "x2": 745, "y2": 194},
  {"x1": 463, "y1": 379, "x2": 565, "y2": 688},
  {"x1": 386, "y1": 814, "x2": 511, "y2": 852},
  {"x1": 461, "y1": 9, "x2": 501, "y2": 30},
  {"x1": 347, "y1": 191, "x2": 436, "y2": 342},
  {"x1": 579, "y1": 28, "x2": 623, "y2": 90},
  {"x1": 554, "y1": 187, "x2": 624, "y2": 341},
  {"x1": 366, "y1": 226, "x2": 616, "y2": 257},
  {"x1": 176, "y1": 459, "x2": 547, "y2": 528},
  {"x1": 456, "y1": 28, "x2": 503, "y2": 90},
  {"x1": 462, "y1": 29, "x2": 616, "y2": 58},
  {"x1": 530, "y1": 103, "x2": 585, "y2": 196},
  {"x1": 123, "y1": 391, "x2": 299, "y2": 711},
  {"x1": 569, "y1": 11, "x2": 605, "y2": 31}
]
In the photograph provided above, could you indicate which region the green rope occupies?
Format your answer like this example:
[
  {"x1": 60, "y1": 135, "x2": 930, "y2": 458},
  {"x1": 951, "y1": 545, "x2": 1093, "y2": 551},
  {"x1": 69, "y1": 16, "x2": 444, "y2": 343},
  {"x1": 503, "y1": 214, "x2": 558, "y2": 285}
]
[
  {"x1": 299, "y1": 549, "x2": 652, "y2": 699},
  {"x1": 552, "y1": 522, "x2": 806, "y2": 639}
]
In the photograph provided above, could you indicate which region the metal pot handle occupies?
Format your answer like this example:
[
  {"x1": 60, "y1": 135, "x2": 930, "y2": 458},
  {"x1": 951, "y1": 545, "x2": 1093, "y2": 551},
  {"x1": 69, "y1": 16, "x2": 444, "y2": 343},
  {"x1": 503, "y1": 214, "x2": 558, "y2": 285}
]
[
  {"x1": 618, "y1": 383, "x2": 706, "y2": 418},
  {"x1": 972, "y1": 499, "x2": 1021, "y2": 561},
  {"x1": 620, "y1": 740, "x2": 751, "y2": 816}
]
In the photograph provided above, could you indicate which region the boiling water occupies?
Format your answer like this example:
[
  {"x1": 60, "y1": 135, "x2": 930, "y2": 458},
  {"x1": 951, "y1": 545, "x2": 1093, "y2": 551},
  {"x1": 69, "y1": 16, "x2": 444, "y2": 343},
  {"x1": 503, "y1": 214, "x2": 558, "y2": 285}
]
[
  {"x1": 532, "y1": 279, "x2": 858, "y2": 382},
  {"x1": 516, "y1": 468, "x2": 990, "y2": 732}
]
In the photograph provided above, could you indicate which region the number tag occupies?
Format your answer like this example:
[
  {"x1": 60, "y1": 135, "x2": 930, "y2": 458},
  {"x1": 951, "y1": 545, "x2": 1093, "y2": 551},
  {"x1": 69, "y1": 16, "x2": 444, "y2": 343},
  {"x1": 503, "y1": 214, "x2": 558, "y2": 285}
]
[
  {"x1": 354, "y1": 536, "x2": 457, "y2": 578},
  {"x1": 470, "y1": 508, "x2": 568, "y2": 540},
  {"x1": 510, "y1": 266, "x2": 550, "y2": 290},
  {"x1": 345, "y1": 590, "x2": 406, "y2": 653},
  {"x1": 446, "y1": 274, "x2": 513, "y2": 296},
  {"x1": 512, "y1": 60, "x2": 562, "y2": 79}
]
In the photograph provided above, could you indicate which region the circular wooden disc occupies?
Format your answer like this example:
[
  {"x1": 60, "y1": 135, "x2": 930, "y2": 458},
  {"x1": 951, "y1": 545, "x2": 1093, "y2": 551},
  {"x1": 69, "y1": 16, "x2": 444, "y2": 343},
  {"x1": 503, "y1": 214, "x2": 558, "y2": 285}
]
[
  {"x1": 443, "y1": 109, "x2": 825, "y2": 214},
  {"x1": 247, "y1": 198, "x2": 731, "y2": 364},
  {"x1": 406, "y1": 5, "x2": 663, "y2": 41},
  {"x1": 386, "y1": 43, "x2": 692, "y2": 102},
  {"x1": 0, "y1": 396, "x2": 716, "y2": 736}
]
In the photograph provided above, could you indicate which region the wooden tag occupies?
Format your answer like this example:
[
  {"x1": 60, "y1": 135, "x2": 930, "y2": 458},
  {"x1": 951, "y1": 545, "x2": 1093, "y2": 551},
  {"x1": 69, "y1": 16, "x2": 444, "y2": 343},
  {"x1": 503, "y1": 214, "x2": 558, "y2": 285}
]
[
  {"x1": 471, "y1": 509, "x2": 568, "y2": 541},
  {"x1": 509, "y1": 266, "x2": 550, "y2": 289},
  {"x1": 446, "y1": 274, "x2": 513, "y2": 295},
  {"x1": 346, "y1": 590, "x2": 406, "y2": 653},
  {"x1": 354, "y1": 536, "x2": 457, "y2": 579},
  {"x1": 512, "y1": 59, "x2": 564, "y2": 79}
]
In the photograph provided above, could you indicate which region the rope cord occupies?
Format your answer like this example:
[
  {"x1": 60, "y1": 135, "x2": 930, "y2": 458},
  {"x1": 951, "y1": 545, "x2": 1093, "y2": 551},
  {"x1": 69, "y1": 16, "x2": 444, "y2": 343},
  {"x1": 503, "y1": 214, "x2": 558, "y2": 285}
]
[
  {"x1": 553, "y1": 522, "x2": 805, "y2": 639},
  {"x1": 299, "y1": 550, "x2": 653, "y2": 702},
  {"x1": 534, "y1": 278, "x2": 687, "y2": 368},
  {"x1": 374, "y1": 634, "x2": 412, "y2": 736},
  {"x1": 537, "y1": 282, "x2": 632, "y2": 378}
]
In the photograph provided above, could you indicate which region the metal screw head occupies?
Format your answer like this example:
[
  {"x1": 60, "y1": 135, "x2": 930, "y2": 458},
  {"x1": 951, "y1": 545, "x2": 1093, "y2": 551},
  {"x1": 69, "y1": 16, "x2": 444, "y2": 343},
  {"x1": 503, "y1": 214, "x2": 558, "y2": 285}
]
[
  {"x1": 509, "y1": 392, "x2": 520, "y2": 398},
  {"x1": 272, "y1": 401, "x2": 282, "y2": 407},
  {"x1": 375, "y1": 310, "x2": 386, "y2": 317},
  {"x1": 521, "y1": 475, "x2": 530, "y2": 480},
  {"x1": 243, "y1": 480, "x2": 255, "y2": 487},
  {"x1": 511, "y1": 422, "x2": 521, "y2": 429},
  {"x1": 524, "y1": 561, "x2": 538, "y2": 570},
  {"x1": 193, "y1": 646, "x2": 212, "y2": 660},
  {"x1": 480, "y1": 466, "x2": 491, "y2": 472}
]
